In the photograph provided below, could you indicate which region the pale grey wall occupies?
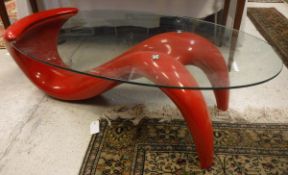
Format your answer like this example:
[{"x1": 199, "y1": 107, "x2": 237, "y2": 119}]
[{"x1": 15, "y1": 0, "x2": 247, "y2": 29}]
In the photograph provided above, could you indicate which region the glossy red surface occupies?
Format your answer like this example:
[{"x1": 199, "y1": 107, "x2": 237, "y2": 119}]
[{"x1": 4, "y1": 8, "x2": 229, "y2": 169}]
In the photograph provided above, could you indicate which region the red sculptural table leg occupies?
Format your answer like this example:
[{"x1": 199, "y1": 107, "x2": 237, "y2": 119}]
[
  {"x1": 4, "y1": 8, "x2": 230, "y2": 169},
  {"x1": 91, "y1": 51, "x2": 215, "y2": 168},
  {"x1": 162, "y1": 88, "x2": 213, "y2": 168}
]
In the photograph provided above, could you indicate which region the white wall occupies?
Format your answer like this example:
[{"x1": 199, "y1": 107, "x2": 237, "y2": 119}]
[
  {"x1": 15, "y1": 0, "x2": 247, "y2": 30},
  {"x1": 15, "y1": 0, "x2": 31, "y2": 18},
  {"x1": 67, "y1": 0, "x2": 224, "y2": 18},
  {"x1": 17, "y1": 0, "x2": 224, "y2": 18}
]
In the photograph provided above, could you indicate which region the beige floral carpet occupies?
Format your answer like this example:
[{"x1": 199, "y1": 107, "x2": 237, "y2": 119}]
[
  {"x1": 248, "y1": 8, "x2": 288, "y2": 68},
  {"x1": 248, "y1": 0, "x2": 283, "y2": 2},
  {"x1": 79, "y1": 119, "x2": 288, "y2": 175}
]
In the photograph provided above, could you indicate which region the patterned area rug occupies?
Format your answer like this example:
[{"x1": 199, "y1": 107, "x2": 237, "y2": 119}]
[
  {"x1": 248, "y1": 8, "x2": 288, "y2": 68},
  {"x1": 248, "y1": 0, "x2": 283, "y2": 2},
  {"x1": 79, "y1": 119, "x2": 288, "y2": 175},
  {"x1": 0, "y1": 0, "x2": 16, "y2": 49}
]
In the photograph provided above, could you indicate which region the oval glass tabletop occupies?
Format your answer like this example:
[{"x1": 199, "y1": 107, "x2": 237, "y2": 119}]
[{"x1": 11, "y1": 9, "x2": 283, "y2": 89}]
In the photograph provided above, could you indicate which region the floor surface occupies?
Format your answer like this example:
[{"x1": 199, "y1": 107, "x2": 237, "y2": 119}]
[{"x1": 0, "y1": 2, "x2": 288, "y2": 175}]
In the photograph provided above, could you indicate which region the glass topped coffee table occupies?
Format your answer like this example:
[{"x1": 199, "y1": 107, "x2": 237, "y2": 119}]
[{"x1": 4, "y1": 8, "x2": 282, "y2": 169}]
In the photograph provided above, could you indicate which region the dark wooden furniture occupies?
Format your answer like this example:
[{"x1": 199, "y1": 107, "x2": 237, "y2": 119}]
[
  {"x1": 0, "y1": 0, "x2": 10, "y2": 28},
  {"x1": 226, "y1": 0, "x2": 246, "y2": 70},
  {"x1": 29, "y1": 0, "x2": 39, "y2": 13},
  {"x1": 222, "y1": 0, "x2": 246, "y2": 30}
]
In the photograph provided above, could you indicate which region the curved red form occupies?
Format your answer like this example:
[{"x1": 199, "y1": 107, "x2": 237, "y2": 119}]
[
  {"x1": 123, "y1": 32, "x2": 229, "y2": 110},
  {"x1": 4, "y1": 8, "x2": 230, "y2": 169}
]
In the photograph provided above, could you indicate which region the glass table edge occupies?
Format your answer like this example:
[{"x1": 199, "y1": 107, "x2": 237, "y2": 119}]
[{"x1": 11, "y1": 43, "x2": 284, "y2": 90}]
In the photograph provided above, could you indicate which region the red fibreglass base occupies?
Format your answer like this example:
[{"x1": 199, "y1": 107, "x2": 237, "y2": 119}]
[{"x1": 4, "y1": 8, "x2": 229, "y2": 169}]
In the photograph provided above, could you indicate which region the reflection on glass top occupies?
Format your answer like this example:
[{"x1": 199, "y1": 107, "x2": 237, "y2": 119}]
[{"x1": 12, "y1": 10, "x2": 283, "y2": 89}]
